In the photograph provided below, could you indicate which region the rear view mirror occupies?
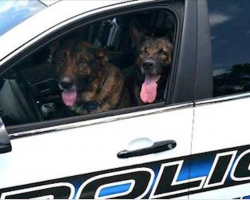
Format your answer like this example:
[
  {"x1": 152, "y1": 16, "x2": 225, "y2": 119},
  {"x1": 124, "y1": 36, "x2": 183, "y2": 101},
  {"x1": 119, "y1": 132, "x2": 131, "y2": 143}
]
[{"x1": 0, "y1": 117, "x2": 12, "y2": 154}]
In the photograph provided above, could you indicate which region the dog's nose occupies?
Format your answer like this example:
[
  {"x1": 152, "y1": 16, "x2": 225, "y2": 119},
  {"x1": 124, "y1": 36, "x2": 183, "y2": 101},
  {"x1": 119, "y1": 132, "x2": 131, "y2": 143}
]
[
  {"x1": 142, "y1": 60, "x2": 156, "y2": 69},
  {"x1": 59, "y1": 77, "x2": 74, "y2": 90}
]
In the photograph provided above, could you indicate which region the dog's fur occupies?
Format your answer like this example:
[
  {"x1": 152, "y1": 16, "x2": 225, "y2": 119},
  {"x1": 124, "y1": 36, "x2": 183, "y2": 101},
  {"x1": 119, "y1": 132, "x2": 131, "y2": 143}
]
[
  {"x1": 130, "y1": 23, "x2": 173, "y2": 105},
  {"x1": 53, "y1": 39, "x2": 130, "y2": 114}
]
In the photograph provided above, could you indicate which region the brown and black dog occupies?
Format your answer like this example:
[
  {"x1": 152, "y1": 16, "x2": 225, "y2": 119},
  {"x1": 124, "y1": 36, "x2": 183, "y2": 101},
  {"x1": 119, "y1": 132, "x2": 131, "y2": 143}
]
[
  {"x1": 53, "y1": 39, "x2": 130, "y2": 115},
  {"x1": 130, "y1": 23, "x2": 173, "y2": 105}
]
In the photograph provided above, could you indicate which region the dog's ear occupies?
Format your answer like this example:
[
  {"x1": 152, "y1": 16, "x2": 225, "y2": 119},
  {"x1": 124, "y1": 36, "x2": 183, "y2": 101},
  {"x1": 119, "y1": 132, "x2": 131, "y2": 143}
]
[
  {"x1": 95, "y1": 49, "x2": 123, "y2": 66},
  {"x1": 129, "y1": 20, "x2": 145, "y2": 49},
  {"x1": 48, "y1": 39, "x2": 61, "y2": 63},
  {"x1": 165, "y1": 40, "x2": 173, "y2": 65},
  {"x1": 165, "y1": 40, "x2": 173, "y2": 51},
  {"x1": 82, "y1": 41, "x2": 96, "y2": 50},
  {"x1": 81, "y1": 42, "x2": 110, "y2": 66},
  {"x1": 82, "y1": 41, "x2": 122, "y2": 66},
  {"x1": 95, "y1": 48, "x2": 110, "y2": 66}
]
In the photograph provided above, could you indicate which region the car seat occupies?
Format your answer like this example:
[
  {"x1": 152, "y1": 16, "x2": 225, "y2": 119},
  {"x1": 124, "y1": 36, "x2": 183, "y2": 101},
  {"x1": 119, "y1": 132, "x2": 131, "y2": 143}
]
[{"x1": 0, "y1": 79, "x2": 43, "y2": 126}]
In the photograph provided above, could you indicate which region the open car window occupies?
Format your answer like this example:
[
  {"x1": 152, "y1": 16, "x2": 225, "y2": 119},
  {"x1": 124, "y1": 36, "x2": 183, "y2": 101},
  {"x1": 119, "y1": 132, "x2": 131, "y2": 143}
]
[{"x1": 0, "y1": 7, "x2": 178, "y2": 129}]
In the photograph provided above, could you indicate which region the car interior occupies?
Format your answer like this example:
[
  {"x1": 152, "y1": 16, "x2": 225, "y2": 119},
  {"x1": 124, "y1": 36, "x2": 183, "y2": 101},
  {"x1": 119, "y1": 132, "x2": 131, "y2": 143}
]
[{"x1": 0, "y1": 9, "x2": 175, "y2": 126}]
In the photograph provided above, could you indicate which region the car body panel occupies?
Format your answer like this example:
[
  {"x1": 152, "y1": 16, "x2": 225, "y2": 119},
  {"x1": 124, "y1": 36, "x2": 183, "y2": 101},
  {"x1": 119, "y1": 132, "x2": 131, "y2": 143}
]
[
  {"x1": 189, "y1": 95, "x2": 250, "y2": 199},
  {"x1": 193, "y1": 95, "x2": 250, "y2": 153}
]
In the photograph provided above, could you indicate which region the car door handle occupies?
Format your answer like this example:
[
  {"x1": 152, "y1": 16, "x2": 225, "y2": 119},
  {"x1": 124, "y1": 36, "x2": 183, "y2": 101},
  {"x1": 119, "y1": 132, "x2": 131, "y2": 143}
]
[{"x1": 117, "y1": 140, "x2": 176, "y2": 159}]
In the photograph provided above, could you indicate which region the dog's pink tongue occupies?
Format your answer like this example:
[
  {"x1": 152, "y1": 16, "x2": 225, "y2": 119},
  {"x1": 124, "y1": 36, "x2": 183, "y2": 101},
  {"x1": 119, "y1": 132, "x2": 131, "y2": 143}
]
[
  {"x1": 140, "y1": 75, "x2": 159, "y2": 103},
  {"x1": 62, "y1": 90, "x2": 77, "y2": 106}
]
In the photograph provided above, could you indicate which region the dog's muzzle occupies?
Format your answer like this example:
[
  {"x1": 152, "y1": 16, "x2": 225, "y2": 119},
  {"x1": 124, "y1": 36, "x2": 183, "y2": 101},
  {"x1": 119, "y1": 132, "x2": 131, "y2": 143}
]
[
  {"x1": 59, "y1": 76, "x2": 78, "y2": 107},
  {"x1": 142, "y1": 59, "x2": 156, "y2": 70},
  {"x1": 59, "y1": 76, "x2": 75, "y2": 90}
]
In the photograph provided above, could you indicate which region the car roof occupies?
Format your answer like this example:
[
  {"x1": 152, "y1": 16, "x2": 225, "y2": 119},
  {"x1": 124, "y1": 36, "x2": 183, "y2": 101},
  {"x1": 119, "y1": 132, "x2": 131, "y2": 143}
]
[{"x1": 0, "y1": 0, "x2": 137, "y2": 65}]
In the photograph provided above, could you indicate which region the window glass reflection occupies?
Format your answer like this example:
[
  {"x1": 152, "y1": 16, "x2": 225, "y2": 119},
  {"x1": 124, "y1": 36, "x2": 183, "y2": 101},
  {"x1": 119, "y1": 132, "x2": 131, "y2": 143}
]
[{"x1": 208, "y1": 0, "x2": 250, "y2": 96}]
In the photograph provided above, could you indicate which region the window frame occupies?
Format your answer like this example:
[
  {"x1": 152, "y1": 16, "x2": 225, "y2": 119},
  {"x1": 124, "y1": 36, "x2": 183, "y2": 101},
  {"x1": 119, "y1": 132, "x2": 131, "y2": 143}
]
[
  {"x1": 193, "y1": 0, "x2": 213, "y2": 101},
  {"x1": 0, "y1": 0, "x2": 186, "y2": 135}
]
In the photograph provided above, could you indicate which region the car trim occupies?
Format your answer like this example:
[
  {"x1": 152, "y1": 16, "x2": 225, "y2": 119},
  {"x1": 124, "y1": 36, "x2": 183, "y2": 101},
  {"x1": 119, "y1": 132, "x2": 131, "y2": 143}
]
[
  {"x1": 9, "y1": 102, "x2": 193, "y2": 140},
  {"x1": 38, "y1": 0, "x2": 61, "y2": 7},
  {"x1": 170, "y1": 0, "x2": 197, "y2": 105},
  {"x1": 195, "y1": 92, "x2": 250, "y2": 106},
  {"x1": 194, "y1": 0, "x2": 213, "y2": 100}
]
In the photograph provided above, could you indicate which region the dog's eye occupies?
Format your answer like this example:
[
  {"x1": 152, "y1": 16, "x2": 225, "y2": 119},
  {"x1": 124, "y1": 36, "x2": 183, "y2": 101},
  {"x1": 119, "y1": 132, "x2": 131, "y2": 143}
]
[
  {"x1": 159, "y1": 48, "x2": 168, "y2": 56},
  {"x1": 79, "y1": 57, "x2": 87, "y2": 64},
  {"x1": 59, "y1": 52, "x2": 68, "y2": 62},
  {"x1": 140, "y1": 49, "x2": 146, "y2": 54}
]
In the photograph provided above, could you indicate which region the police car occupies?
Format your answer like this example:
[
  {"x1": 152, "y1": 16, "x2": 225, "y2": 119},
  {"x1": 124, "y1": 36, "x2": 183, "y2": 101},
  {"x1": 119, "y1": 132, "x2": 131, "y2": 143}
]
[{"x1": 1, "y1": 0, "x2": 250, "y2": 199}]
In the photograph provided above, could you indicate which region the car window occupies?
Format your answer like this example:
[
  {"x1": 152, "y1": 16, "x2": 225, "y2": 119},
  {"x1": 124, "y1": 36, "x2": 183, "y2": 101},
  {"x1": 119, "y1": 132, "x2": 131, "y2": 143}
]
[
  {"x1": 0, "y1": 8, "x2": 177, "y2": 127},
  {"x1": 0, "y1": 0, "x2": 46, "y2": 37},
  {"x1": 208, "y1": 0, "x2": 250, "y2": 97}
]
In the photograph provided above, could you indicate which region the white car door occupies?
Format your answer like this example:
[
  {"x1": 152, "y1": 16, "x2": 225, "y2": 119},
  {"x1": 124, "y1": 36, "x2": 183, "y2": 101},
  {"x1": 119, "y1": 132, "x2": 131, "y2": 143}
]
[
  {"x1": 190, "y1": 96, "x2": 250, "y2": 199},
  {"x1": 0, "y1": 0, "x2": 197, "y2": 199},
  {"x1": 0, "y1": 104, "x2": 194, "y2": 199}
]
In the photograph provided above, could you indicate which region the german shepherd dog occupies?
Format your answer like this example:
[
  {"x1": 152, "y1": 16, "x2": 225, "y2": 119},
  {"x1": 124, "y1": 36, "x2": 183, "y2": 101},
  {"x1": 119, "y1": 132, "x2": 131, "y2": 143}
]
[
  {"x1": 53, "y1": 39, "x2": 130, "y2": 114},
  {"x1": 130, "y1": 23, "x2": 173, "y2": 105}
]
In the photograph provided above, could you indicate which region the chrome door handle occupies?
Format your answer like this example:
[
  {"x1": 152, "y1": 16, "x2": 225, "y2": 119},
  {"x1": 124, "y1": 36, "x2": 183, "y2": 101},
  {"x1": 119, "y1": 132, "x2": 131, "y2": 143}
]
[{"x1": 117, "y1": 140, "x2": 176, "y2": 159}]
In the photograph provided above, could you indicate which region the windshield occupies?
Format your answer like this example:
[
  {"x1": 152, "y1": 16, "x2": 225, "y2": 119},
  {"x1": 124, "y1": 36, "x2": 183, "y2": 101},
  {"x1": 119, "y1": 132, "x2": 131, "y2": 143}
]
[{"x1": 0, "y1": 0, "x2": 46, "y2": 36}]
